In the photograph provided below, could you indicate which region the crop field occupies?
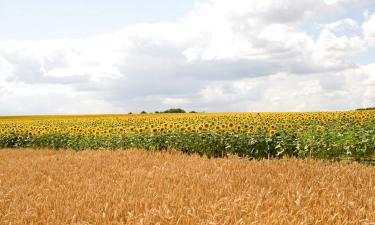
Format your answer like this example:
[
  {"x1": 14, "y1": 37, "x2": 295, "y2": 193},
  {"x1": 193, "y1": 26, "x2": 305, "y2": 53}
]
[
  {"x1": 0, "y1": 111, "x2": 374, "y2": 160},
  {"x1": 0, "y1": 149, "x2": 374, "y2": 225},
  {"x1": 1, "y1": 112, "x2": 374, "y2": 224}
]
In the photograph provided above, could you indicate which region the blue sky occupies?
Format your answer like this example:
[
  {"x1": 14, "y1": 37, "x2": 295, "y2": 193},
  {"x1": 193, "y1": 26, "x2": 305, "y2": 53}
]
[
  {"x1": 0, "y1": 0, "x2": 196, "y2": 40},
  {"x1": 0, "y1": 0, "x2": 374, "y2": 115}
]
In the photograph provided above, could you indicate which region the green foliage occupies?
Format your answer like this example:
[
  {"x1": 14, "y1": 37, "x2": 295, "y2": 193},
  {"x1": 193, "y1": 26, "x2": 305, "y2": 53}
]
[
  {"x1": 163, "y1": 108, "x2": 186, "y2": 113},
  {"x1": 0, "y1": 111, "x2": 374, "y2": 163},
  {"x1": 357, "y1": 107, "x2": 375, "y2": 111},
  {"x1": 1, "y1": 120, "x2": 374, "y2": 162}
]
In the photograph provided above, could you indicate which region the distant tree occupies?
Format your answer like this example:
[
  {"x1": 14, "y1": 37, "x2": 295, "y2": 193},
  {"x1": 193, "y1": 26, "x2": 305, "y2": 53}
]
[
  {"x1": 155, "y1": 111, "x2": 160, "y2": 114},
  {"x1": 163, "y1": 108, "x2": 186, "y2": 113},
  {"x1": 189, "y1": 110, "x2": 197, "y2": 113},
  {"x1": 140, "y1": 110, "x2": 147, "y2": 114},
  {"x1": 128, "y1": 112, "x2": 133, "y2": 114},
  {"x1": 356, "y1": 107, "x2": 375, "y2": 110}
]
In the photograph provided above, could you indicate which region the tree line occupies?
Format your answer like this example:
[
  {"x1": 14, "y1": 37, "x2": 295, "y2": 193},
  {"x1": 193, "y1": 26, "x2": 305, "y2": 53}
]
[{"x1": 129, "y1": 108, "x2": 198, "y2": 114}]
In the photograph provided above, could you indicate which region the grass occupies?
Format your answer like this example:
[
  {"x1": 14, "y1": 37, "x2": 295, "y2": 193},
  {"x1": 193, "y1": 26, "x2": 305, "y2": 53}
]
[{"x1": 0, "y1": 149, "x2": 374, "y2": 224}]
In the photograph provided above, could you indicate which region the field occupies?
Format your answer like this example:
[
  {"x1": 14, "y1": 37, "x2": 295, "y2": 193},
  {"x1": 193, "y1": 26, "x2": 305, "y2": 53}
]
[
  {"x1": 1, "y1": 112, "x2": 374, "y2": 224},
  {"x1": 0, "y1": 149, "x2": 374, "y2": 225},
  {"x1": 0, "y1": 111, "x2": 374, "y2": 161}
]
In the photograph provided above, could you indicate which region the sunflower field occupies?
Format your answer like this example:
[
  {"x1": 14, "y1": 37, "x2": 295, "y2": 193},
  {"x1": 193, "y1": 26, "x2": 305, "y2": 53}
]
[{"x1": 0, "y1": 111, "x2": 374, "y2": 161}]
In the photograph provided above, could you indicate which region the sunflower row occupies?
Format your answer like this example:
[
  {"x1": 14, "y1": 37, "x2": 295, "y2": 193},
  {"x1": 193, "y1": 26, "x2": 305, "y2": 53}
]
[{"x1": 0, "y1": 111, "x2": 374, "y2": 161}]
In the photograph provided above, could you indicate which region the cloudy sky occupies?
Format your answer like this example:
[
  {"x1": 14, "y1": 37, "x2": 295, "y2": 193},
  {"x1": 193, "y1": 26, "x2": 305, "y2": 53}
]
[{"x1": 0, "y1": 0, "x2": 374, "y2": 115}]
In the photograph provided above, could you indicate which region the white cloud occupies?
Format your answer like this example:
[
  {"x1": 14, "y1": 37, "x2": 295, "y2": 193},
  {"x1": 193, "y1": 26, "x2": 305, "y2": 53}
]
[
  {"x1": 324, "y1": 0, "x2": 341, "y2": 5},
  {"x1": 323, "y1": 18, "x2": 360, "y2": 32},
  {"x1": 363, "y1": 12, "x2": 375, "y2": 45},
  {"x1": 197, "y1": 64, "x2": 375, "y2": 112},
  {"x1": 313, "y1": 29, "x2": 364, "y2": 68},
  {"x1": 0, "y1": 0, "x2": 373, "y2": 114},
  {"x1": 0, "y1": 82, "x2": 123, "y2": 115},
  {"x1": 162, "y1": 97, "x2": 189, "y2": 107}
]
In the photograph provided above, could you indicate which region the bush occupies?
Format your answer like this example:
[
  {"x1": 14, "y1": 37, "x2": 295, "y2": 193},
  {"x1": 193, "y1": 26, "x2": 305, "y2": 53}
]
[
  {"x1": 163, "y1": 108, "x2": 186, "y2": 113},
  {"x1": 356, "y1": 107, "x2": 375, "y2": 111}
]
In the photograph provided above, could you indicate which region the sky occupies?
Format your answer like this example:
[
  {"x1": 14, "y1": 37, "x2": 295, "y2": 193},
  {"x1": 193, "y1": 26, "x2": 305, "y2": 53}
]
[{"x1": 0, "y1": 0, "x2": 374, "y2": 115}]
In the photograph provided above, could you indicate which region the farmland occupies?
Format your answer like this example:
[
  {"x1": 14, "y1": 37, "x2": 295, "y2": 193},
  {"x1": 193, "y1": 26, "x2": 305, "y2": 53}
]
[
  {"x1": 1, "y1": 112, "x2": 374, "y2": 224},
  {"x1": 0, "y1": 111, "x2": 374, "y2": 161},
  {"x1": 1, "y1": 149, "x2": 374, "y2": 225}
]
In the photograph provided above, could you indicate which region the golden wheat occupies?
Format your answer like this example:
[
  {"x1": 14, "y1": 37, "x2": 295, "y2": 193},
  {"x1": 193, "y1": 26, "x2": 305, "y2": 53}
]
[{"x1": 0, "y1": 149, "x2": 374, "y2": 225}]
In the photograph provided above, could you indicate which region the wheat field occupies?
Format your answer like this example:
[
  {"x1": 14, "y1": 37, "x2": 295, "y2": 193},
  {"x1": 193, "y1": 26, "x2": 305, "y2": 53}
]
[{"x1": 0, "y1": 149, "x2": 374, "y2": 225}]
